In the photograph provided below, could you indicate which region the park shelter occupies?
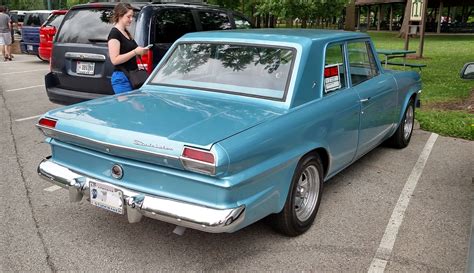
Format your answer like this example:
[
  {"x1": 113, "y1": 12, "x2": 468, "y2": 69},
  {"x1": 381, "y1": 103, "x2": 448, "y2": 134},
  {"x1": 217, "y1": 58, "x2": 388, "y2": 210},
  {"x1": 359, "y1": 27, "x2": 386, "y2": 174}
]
[{"x1": 354, "y1": 0, "x2": 474, "y2": 33}]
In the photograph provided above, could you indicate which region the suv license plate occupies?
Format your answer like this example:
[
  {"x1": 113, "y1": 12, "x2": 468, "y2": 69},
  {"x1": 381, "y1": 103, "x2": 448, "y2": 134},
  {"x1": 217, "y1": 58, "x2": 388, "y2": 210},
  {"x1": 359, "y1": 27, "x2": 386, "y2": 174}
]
[
  {"x1": 89, "y1": 181, "x2": 124, "y2": 214},
  {"x1": 27, "y1": 45, "x2": 33, "y2": 51},
  {"x1": 77, "y1": 61, "x2": 95, "y2": 75}
]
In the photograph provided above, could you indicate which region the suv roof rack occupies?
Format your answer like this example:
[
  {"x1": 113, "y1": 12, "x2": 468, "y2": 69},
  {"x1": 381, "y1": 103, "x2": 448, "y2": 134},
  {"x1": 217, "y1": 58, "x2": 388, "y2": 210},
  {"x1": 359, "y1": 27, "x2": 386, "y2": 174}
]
[{"x1": 150, "y1": 1, "x2": 218, "y2": 7}]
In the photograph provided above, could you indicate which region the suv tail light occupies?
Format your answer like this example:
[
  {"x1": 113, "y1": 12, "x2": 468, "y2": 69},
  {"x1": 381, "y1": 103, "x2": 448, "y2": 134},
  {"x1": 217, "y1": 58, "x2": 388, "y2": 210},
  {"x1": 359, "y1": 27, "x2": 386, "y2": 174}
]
[
  {"x1": 181, "y1": 147, "x2": 215, "y2": 175},
  {"x1": 137, "y1": 49, "x2": 153, "y2": 74}
]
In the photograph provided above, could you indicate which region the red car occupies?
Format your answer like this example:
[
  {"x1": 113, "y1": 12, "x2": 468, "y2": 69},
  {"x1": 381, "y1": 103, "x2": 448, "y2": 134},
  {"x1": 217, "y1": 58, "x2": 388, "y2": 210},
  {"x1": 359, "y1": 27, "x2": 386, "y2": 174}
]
[{"x1": 39, "y1": 10, "x2": 67, "y2": 61}]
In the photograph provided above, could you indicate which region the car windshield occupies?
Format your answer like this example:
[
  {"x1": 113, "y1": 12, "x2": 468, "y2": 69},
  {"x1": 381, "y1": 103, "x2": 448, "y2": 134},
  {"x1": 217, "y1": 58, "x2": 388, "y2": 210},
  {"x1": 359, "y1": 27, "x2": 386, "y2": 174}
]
[
  {"x1": 150, "y1": 43, "x2": 295, "y2": 100},
  {"x1": 56, "y1": 8, "x2": 136, "y2": 44}
]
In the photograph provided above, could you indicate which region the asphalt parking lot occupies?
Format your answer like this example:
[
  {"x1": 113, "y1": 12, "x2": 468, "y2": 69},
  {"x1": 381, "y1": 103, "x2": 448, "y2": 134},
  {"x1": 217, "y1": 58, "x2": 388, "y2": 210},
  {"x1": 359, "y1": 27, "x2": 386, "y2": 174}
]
[{"x1": 1, "y1": 54, "x2": 473, "y2": 272}]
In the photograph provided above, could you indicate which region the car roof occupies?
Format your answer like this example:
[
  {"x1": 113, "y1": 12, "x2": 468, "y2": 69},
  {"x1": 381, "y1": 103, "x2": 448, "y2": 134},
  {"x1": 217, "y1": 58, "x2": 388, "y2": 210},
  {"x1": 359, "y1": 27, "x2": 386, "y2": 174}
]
[
  {"x1": 51, "y1": 10, "x2": 68, "y2": 15},
  {"x1": 181, "y1": 29, "x2": 370, "y2": 46},
  {"x1": 70, "y1": 2, "x2": 227, "y2": 11},
  {"x1": 24, "y1": 10, "x2": 52, "y2": 14}
]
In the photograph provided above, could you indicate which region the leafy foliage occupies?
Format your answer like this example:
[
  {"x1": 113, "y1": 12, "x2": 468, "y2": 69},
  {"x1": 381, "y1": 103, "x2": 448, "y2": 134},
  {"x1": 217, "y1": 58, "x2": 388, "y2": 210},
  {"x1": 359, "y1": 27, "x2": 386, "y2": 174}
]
[{"x1": 207, "y1": 0, "x2": 349, "y2": 28}]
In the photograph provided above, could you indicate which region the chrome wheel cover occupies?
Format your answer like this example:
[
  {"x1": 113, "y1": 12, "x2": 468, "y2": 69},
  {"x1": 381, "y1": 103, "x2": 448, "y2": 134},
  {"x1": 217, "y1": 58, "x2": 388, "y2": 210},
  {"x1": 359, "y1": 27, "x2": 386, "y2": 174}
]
[
  {"x1": 403, "y1": 104, "x2": 414, "y2": 140},
  {"x1": 294, "y1": 165, "x2": 320, "y2": 222}
]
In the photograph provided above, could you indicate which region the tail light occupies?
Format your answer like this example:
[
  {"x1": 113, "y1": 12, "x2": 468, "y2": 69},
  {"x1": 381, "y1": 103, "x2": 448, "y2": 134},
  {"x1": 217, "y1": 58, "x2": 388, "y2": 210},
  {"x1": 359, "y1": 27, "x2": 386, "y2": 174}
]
[
  {"x1": 137, "y1": 49, "x2": 153, "y2": 74},
  {"x1": 37, "y1": 117, "x2": 57, "y2": 137},
  {"x1": 40, "y1": 27, "x2": 56, "y2": 44},
  {"x1": 181, "y1": 147, "x2": 215, "y2": 175},
  {"x1": 38, "y1": 117, "x2": 57, "y2": 128}
]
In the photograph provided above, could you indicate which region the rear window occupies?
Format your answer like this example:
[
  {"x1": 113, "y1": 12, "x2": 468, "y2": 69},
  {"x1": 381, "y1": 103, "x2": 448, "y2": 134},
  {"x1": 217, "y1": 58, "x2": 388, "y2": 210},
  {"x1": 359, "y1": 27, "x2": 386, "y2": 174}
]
[
  {"x1": 43, "y1": 13, "x2": 65, "y2": 28},
  {"x1": 151, "y1": 43, "x2": 295, "y2": 100},
  {"x1": 24, "y1": 13, "x2": 50, "y2": 27},
  {"x1": 56, "y1": 8, "x2": 136, "y2": 44}
]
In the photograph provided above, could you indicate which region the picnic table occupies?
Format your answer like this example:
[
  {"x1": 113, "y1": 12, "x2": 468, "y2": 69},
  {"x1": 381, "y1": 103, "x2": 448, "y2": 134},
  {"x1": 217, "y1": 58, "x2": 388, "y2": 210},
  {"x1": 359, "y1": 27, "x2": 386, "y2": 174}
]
[{"x1": 377, "y1": 49, "x2": 426, "y2": 71}]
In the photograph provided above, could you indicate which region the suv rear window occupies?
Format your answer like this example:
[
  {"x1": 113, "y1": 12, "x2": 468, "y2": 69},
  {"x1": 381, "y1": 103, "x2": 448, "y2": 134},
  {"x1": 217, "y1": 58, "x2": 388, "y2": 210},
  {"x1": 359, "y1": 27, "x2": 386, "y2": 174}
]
[
  {"x1": 44, "y1": 13, "x2": 65, "y2": 28},
  {"x1": 24, "y1": 13, "x2": 49, "y2": 27},
  {"x1": 198, "y1": 10, "x2": 231, "y2": 30},
  {"x1": 56, "y1": 8, "x2": 136, "y2": 44}
]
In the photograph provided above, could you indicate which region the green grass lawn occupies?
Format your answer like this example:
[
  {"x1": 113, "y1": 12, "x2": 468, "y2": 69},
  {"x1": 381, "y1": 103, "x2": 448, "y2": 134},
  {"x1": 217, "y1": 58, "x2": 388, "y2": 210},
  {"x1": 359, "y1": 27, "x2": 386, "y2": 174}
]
[{"x1": 369, "y1": 32, "x2": 474, "y2": 140}]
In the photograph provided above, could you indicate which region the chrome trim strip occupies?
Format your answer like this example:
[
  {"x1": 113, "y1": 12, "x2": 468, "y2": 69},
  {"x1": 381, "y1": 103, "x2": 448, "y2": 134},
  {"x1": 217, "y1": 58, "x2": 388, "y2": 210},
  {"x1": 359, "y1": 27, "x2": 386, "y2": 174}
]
[
  {"x1": 37, "y1": 159, "x2": 245, "y2": 233},
  {"x1": 65, "y1": 52, "x2": 106, "y2": 61},
  {"x1": 36, "y1": 124, "x2": 180, "y2": 160}
]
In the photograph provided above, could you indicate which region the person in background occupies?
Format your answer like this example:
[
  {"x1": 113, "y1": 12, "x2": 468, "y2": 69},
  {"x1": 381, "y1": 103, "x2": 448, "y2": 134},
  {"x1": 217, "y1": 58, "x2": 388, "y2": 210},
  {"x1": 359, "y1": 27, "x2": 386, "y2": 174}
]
[
  {"x1": 107, "y1": 3, "x2": 148, "y2": 94},
  {"x1": 0, "y1": 5, "x2": 13, "y2": 61}
]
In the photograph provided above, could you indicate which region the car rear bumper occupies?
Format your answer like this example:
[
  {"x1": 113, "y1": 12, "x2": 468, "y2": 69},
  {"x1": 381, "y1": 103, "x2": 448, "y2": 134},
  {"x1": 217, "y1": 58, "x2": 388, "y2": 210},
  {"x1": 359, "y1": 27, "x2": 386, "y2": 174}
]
[
  {"x1": 20, "y1": 42, "x2": 39, "y2": 55},
  {"x1": 45, "y1": 72, "x2": 108, "y2": 105},
  {"x1": 37, "y1": 158, "x2": 246, "y2": 233}
]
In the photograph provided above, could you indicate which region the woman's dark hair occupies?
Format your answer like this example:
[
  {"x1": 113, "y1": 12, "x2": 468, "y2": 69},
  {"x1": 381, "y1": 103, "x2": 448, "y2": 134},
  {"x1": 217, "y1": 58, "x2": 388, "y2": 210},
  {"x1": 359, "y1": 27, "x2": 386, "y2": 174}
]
[{"x1": 112, "y1": 3, "x2": 134, "y2": 37}]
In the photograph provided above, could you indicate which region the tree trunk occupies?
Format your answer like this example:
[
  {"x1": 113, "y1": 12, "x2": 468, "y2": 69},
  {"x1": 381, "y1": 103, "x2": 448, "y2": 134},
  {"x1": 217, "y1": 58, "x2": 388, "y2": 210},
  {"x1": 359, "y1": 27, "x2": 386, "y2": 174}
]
[
  {"x1": 399, "y1": 0, "x2": 412, "y2": 38},
  {"x1": 345, "y1": 0, "x2": 356, "y2": 31}
]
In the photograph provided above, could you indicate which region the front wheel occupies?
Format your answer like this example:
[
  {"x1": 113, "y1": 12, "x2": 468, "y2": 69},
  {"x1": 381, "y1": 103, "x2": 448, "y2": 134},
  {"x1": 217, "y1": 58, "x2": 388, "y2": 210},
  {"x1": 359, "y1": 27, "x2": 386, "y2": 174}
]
[
  {"x1": 387, "y1": 99, "x2": 415, "y2": 148},
  {"x1": 271, "y1": 154, "x2": 323, "y2": 236}
]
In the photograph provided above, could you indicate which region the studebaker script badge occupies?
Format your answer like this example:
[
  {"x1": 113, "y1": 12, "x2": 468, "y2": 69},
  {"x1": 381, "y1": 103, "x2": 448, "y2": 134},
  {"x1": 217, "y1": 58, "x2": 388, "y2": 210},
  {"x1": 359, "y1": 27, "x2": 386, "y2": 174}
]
[{"x1": 133, "y1": 140, "x2": 173, "y2": 151}]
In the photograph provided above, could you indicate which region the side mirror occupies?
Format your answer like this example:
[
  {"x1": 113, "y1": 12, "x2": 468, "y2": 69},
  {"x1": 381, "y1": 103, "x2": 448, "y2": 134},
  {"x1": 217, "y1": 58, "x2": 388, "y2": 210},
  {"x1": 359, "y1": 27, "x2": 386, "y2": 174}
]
[{"x1": 460, "y1": 62, "x2": 474, "y2": 80}]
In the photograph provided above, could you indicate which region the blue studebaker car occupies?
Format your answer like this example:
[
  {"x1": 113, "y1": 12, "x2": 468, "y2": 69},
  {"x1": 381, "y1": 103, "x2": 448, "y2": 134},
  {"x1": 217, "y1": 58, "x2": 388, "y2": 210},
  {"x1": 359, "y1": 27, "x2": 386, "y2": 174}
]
[{"x1": 37, "y1": 29, "x2": 421, "y2": 236}]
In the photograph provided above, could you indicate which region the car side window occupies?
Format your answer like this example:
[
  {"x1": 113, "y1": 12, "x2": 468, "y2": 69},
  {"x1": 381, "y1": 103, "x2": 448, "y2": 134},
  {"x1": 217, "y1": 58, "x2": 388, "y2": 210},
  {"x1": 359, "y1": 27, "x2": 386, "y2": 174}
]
[
  {"x1": 348, "y1": 41, "x2": 379, "y2": 86},
  {"x1": 323, "y1": 43, "x2": 346, "y2": 94},
  {"x1": 198, "y1": 10, "x2": 231, "y2": 30},
  {"x1": 154, "y1": 8, "x2": 197, "y2": 44},
  {"x1": 233, "y1": 14, "x2": 252, "y2": 29}
]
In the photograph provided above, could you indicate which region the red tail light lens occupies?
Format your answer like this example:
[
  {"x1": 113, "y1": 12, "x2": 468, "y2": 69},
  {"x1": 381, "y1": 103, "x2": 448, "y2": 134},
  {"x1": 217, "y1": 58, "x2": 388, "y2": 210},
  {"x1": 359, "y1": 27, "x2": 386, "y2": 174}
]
[
  {"x1": 137, "y1": 49, "x2": 153, "y2": 74},
  {"x1": 38, "y1": 117, "x2": 57, "y2": 128},
  {"x1": 182, "y1": 147, "x2": 214, "y2": 164},
  {"x1": 181, "y1": 147, "x2": 216, "y2": 175}
]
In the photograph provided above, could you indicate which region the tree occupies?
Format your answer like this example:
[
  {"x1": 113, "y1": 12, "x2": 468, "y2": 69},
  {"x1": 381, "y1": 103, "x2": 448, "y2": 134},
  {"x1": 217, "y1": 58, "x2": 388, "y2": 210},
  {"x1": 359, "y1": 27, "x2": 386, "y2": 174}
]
[{"x1": 399, "y1": 0, "x2": 412, "y2": 38}]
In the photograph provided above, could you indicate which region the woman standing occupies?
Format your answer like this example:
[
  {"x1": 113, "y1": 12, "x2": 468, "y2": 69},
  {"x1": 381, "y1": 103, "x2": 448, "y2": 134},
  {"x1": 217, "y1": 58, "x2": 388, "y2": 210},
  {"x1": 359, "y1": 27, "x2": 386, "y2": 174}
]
[{"x1": 108, "y1": 3, "x2": 147, "y2": 94}]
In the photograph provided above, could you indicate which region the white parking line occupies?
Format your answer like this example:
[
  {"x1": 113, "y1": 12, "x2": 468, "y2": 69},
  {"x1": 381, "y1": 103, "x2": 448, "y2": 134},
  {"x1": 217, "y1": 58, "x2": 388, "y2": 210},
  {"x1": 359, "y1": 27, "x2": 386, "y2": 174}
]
[
  {"x1": 368, "y1": 133, "x2": 439, "y2": 273},
  {"x1": 5, "y1": 85, "x2": 44, "y2": 92},
  {"x1": 15, "y1": 114, "x2": 42, "y2": 122},
  {"x1": 0, "y1": 69, "x2": 49, "y2": 75},
  {"x1": 0, "y1": 60, "x2": 40, "y2": 64},
  {"x1": 44, "y1": 185, "x2": 62, "y2": 192}
]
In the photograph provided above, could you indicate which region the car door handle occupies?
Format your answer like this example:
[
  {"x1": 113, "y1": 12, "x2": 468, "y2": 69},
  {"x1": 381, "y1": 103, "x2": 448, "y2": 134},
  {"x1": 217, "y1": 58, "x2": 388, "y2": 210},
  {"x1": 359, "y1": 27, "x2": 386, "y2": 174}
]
[{"x1": 360, "y1": 97, "x2": 371, "y2": 102}]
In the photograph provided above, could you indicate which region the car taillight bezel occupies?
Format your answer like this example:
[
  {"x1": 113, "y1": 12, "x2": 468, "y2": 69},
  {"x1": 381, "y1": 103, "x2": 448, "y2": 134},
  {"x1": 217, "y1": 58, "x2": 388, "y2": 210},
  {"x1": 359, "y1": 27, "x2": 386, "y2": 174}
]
[{"x1": 180, "y1": 147, "x2": 216, "y2": 175}]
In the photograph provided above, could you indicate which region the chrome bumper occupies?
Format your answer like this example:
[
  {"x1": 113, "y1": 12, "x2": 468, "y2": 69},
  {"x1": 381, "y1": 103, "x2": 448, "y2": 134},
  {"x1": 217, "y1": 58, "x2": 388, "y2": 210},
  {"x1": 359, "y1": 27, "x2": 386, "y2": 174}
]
[{"x1": 37, "y1": 158, "x2": 245, "y2": 233}]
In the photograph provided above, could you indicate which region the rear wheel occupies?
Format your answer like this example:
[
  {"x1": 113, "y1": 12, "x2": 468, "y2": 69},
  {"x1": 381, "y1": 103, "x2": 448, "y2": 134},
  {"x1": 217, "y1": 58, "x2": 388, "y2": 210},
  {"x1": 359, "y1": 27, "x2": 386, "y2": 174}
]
[
  {"x1": 387, "y1": 99, "x2": 415, "y2": 148},
  {"x1": 271, "y1": 154, "x2": 323, "y2": 236}
]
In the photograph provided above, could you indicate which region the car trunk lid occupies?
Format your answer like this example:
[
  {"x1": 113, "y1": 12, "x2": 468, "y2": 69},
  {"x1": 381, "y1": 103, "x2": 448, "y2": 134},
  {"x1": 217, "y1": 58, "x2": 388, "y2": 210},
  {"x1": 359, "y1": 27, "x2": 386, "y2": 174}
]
[{"x1": 44, "y1": 90, "x2": 283, "y2": 168}]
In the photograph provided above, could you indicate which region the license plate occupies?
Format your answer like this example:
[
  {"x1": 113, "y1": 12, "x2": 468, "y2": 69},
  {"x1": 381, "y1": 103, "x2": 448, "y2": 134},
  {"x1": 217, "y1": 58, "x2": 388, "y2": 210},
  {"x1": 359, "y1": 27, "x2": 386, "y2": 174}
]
[
  {"x1": 27, "y1": 45, "x2": 33, "y2": 51},
  {"x1": 77, "y1": 61, "x2": 95, "y2": 75},
  {"x1": 89, "y1": 181, "x2": 124, "y2": 214}
]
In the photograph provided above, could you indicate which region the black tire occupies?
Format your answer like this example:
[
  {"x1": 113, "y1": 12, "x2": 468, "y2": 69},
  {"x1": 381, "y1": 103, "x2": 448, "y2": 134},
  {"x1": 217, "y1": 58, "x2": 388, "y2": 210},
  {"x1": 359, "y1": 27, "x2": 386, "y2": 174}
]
[
  {"x1": 271, "y1": 154, "x2": 324, "y2": 236},
  {"x1": 387, "y1": 98, "x2": 415, "y2": 149}
]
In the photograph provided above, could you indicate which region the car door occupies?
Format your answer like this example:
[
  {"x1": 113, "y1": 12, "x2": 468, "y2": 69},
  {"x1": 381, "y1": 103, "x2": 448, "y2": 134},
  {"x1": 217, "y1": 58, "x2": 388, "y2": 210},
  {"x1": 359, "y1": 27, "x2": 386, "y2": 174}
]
[
  {"x1": 322, "y1": 43, "x2": 361, "y2": 174},
  {"x1": 347, "y1": 40, "x2": 398, "y2": 157}
]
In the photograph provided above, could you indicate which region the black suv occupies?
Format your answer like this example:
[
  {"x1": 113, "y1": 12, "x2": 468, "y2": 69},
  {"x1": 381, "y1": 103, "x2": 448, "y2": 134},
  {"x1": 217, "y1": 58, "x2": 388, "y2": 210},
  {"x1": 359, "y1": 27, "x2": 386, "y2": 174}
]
[{"x1": 45, "y1": 2, "x2": 252, "y2": 105}]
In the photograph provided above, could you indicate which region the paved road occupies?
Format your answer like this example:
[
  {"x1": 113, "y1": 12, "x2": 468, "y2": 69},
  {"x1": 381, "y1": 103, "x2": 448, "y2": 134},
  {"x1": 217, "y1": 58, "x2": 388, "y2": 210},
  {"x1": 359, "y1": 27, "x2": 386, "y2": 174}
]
[{"x1": 1, "y1": 55, "x2": 473, "y2": 272}]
